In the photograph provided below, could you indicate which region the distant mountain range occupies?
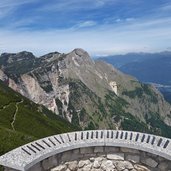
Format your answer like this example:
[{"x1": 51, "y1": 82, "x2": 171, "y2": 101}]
[
  {"x1": 97, "y1": 51, "x2": 171, "y2": 103},
  {"x1": 1, "y1": 49, "x2": 171, "y2": 139}
]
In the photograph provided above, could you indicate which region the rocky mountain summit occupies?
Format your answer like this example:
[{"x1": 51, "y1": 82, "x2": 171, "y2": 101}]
[{"x1": 0, "y1": 49, "x2": 171, "y2": 137}]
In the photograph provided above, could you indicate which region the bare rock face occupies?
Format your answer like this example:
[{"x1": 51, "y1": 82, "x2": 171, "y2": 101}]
[{"x1": 0, "y1": 49, "x2": 171, "y2": 134}]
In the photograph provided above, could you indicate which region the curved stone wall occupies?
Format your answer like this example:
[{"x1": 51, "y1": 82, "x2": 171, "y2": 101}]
[
  {"x1": 30, "y1": 146, "x2": 171, "y2": 171},
  {"x1": 0, "y1": 130, "x2": 171, "y2": 171}
]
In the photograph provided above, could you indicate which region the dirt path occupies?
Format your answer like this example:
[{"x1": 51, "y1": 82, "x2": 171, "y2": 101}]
[{"x1": 11, "y1": 100, "x2": 23, "y2": 131}]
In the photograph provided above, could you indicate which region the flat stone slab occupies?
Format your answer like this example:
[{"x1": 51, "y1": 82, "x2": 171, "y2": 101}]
[
  {"x1": 107, "y1": 154, "x2": 124, "y2": 160},
  {"x1": 0, "y1": 130, "x2": 171, "y2": 171}
]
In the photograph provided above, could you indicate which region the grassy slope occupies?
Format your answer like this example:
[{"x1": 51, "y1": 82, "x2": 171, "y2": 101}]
[
  {"x1": 0, "y1": 80, "x2": 79, "y2": 156},
  {"x1": 68, "y1": 80, "x2": 171, "y2": 138}
]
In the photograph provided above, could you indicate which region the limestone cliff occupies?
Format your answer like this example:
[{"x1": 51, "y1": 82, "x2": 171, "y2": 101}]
[{"x1": 0, "y1": 49, "x2": 171, "y2": 137}]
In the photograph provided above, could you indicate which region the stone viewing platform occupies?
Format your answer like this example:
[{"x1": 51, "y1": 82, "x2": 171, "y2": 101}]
[{"x1": 0, "y1": 130, "x2": 171, "y2": 171}]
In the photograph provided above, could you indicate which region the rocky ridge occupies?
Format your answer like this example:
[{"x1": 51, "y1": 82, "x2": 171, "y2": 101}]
[{"x1": 0, "y1": 49, "x2": 171, "y2": 136}]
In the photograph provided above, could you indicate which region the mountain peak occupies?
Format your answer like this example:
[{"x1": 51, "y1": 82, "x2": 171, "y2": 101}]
[
  {"x1": 72, "y1": 48, "x2": 89, "y2": 56},
  {"x1": 66, "y1": 48, "x2": 93, "y2": 66}
]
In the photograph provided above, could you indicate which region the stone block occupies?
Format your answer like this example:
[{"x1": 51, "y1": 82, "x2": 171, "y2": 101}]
[
  {"x1": 48, "y1": 155, "x2": 58, "y2": 168},
  {"x1": 126, "y1": 154, "x2": 140, "y2": 163},
  {"x1": 105, "y1": 146, "x2": 120, "y2": 153},
  {"x1": 94, "y1": 146, "x2": 104, "y2": 153},
  {"x1": 114, "y1": 161, "x2": 134, "y2": 170},
  {"x1": 146, "y1": 152, "x2": 158, "y2": 159},
  {"x1": 120, "y1": 147, "x2": 139, "y2": 154},
  {"x1": 42, "y1": 158, "x2": 51, "y2": 170},
  {"x1": 141, "y1": 157, "x2": 158, "y2": 168},
  {"x1": 72, "y1": 149, "x2": 80, "y2": 154},
  {"x1": 61, "y1": 151, "x2": 73, "y2": 162},
  {"x1": 158, "y1": 161, "x2": 169, "y2": 170},
  {"x1": 28, "y1": 162, "x2": 42, "y2": 171},
  {"x1": 80, "y1": 147, "x2": 94, "y2": 154},
  {"x1": 70, "y1": 153, "x2": 84, "y2": 161},
  {"x1": 84, "y1": 153, "x2": 97, "y2": 158}
]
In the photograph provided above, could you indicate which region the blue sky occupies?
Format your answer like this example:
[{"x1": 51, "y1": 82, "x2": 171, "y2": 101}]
[{"x1": 1, "y1": 0, "x2": 171, "y2": 56}]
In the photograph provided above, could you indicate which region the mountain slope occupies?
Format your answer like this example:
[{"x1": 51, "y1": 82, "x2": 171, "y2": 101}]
[
  {"x1": 0, "y1": 49, "x2": 171, "y2": 138},
  {"x1": 97, "y1": 51, "x2": 171, "y2": 104},
  {"x1": 0, "y1": 80, "x2": 79, "y2": 156}
]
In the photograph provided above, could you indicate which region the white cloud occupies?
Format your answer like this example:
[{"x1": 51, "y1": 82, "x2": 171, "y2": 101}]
[
  {"x1": 74, "y1": 21, "x2": 97, "y2": 28},
  {"x1": 125, "y1": 18, "x2": 135, "y2": 22},
  {"x1": 115, "y1": 18, "x2": 121, "y2": 23},
  {"x1": 39, "y1": 0, "x2": 104, "y2": 12},
  {"x1": 1, "y1": 16, "x2": 171, "y2": 56}
]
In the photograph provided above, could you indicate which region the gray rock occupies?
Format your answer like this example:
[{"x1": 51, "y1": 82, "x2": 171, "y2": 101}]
[
  {"x1": 126, "y1": 155, "x2": 140, "y2": 163},
  {"x1": 107, "y1": 154, "x2": 124, "y2": 160},
  {"x1": 134, "y1": 164, "x2": 150, "y2": 171},
  {"x1": 82, "y1": 163, "x2": 92, "y2": 171},
  {"x1": 158, "y1": 161, "x2": 169, "y2": 170},
  {"x1": 141, "y1": 157, "x2": 158, "y2": 168},
  {"x1": 101, "y1": 160, "x2": 115, "y2": 170},
  {"x1": 67, "y1": 161, "x2": 78, "y2": 171},
  {"x1": 114, "y1": 161, "x2": 133, "y2": 171},
  {"x1": 51, "y1": 164, "x2": 67, "y2": 171},
  {"x1": 95, "y1": 157, "x2": 105, "y2": 162},
  {"x1": 93, "y1": 160, "x2": 101, "y2": 168},
  {"x1": 78, "y1": 160, "x2": 91, "y2": 168}
]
